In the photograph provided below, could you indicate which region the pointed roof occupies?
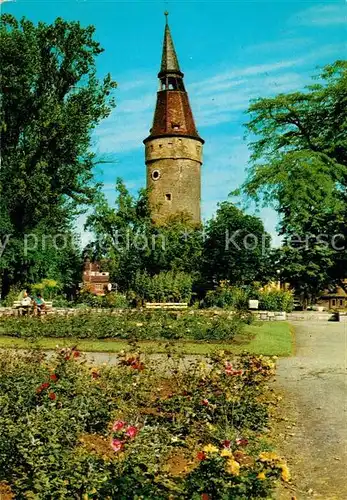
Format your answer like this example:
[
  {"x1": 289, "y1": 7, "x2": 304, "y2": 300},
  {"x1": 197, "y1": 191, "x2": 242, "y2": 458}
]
[
  {"x1": 144, "y1": 14, "x2": 204, "y2": 144},
  {"x1": 159, "y1": 13, "x2": 182, "y2": 77}
]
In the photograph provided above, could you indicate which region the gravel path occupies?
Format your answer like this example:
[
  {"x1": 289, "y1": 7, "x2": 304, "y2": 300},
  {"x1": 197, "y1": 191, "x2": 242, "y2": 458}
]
[{"x1": 275, "y1": 321, "x2": 347, "y2": 499}]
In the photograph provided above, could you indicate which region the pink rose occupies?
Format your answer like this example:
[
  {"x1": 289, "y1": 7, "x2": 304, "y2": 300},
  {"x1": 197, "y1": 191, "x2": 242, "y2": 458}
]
[
  {"x1": 125, "y1": 425, "x2": 139, "y2": 439},
  {"x1": 112, "y1": 420, "x2": 126, "y2": 432},
  {"x1": 111, "y1": 439, "x2": 124, "y2": 452}
]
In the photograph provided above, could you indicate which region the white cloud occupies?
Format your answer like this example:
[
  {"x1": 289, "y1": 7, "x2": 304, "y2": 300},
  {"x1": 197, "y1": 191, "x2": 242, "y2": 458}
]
[
  {"x1": 96, "y1": 58, "x2": 310, "y2": 155},
  {"x1": 245, "y1": 37, "x2": 313, "y2": 54},
  {"x1": 192, "y1": 70, "x2": 306, "y2": 129},
  {"x1": 291, "y1": 4, "x2": 347, "y2": 27},
  {"x1": 190, "y1": 59, "x2": 303, "y2": 94},
  {"x1": 96, "y1": 112, "x2": 150, "y2": 154},
  {"x1": 95, "y1": 31, "x2": 346, "y2": 154}
]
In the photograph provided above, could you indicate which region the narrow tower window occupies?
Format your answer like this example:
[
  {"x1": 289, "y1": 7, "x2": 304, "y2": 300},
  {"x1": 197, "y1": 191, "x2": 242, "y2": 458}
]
[{"x1": 165, "y1": 193, "x2": 172, "y2": 201}]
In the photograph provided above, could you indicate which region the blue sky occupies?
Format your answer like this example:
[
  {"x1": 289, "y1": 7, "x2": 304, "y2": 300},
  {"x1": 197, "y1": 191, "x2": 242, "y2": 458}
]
[{"x1": 2, "y1": 0, "x2": 346, "y2": 244}]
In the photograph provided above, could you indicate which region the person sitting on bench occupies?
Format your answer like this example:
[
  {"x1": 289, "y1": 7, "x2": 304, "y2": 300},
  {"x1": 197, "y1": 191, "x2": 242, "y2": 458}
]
[
  {"x1": 20, "y1": 290, "x2": 32, "y2": 307},
  {"x1": 18, "y1": 290, "x2": 33, "y2": 315},
  {"x1": 34, "y1": 293, "x2": 46, "y2": 315}
]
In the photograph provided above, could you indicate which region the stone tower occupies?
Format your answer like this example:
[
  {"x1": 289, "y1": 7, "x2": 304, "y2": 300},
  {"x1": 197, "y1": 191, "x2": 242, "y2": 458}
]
[{"x1": 144, "y1": 14, "x2": 204, "y2": 224}]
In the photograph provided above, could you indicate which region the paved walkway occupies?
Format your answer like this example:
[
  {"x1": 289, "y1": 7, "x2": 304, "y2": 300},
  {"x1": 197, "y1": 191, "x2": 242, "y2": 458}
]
[{"x1": 275, "y1": 321, "x2": 347, "y2": 499}]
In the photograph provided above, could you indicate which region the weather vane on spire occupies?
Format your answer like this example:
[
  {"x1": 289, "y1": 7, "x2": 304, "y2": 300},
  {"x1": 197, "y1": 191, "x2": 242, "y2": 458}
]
[{"x1": 164, "y1": 11, "x2": 169, "y2": 24}]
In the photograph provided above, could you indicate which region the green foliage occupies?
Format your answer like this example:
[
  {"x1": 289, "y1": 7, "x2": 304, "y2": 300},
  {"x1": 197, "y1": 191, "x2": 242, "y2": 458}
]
[
  {"x1": 85, "y1": 180, "x2": 203, "y2": 291},
  {"x1": 0, "y1": 14, "x2": 116, "y2": 295},
  {"x1": 75, "y1": 291, "x2": 129, "y2": 309},
  {"x1": 32, "y1": 278, "x2": 61, "y2": 299},
  {"x1": 0, "y1": 310, "x2": 244, "y2": 342},
  {"x1": 0, "y1": 349, "x2": 285, "y2": 498},
  {"x1": 203, "y1": 283, "x2": 251, "y2": 310},
  {"x1": 1, "y1": 285, "x2": 22, "y2": 307},
  {"x1": 131, "y1": 270, "x2": 193, "y2": 303},
  {"x1": 203, "y1": 202, "x2": 272, "y2": 286},
  {"x1": 203, "y1": 283, "x2": 294, "y2": 313},
  {"x1": 239, "y1": 60, "x2": 347, "y2": 299},
  {"x1": 104, "y1": 292, "x2": 129, "y2": 309},
  {"x1": 258, "y1": 290, "x2": 294, "y2": 313},
  {"x1": 52, "y1": 295, "x2": 73, "y2": 308}
]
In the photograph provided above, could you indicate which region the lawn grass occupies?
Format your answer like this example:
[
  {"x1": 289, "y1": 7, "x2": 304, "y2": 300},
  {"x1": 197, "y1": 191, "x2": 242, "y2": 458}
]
[{"x1": 0, "y1": 321, "x2": 293, "y2": 356}]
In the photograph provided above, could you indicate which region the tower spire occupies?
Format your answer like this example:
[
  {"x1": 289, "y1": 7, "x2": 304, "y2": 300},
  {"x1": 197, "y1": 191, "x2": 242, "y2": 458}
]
[
  {"x1": 144, "y1": 16, "x2": 204, "y2": 225},
  {"x1": 160, "y1": 13, "x2": 182, "y2": 76}
]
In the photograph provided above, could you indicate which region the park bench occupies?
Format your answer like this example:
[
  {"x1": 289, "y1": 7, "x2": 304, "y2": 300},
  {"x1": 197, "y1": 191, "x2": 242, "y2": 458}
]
[
  {"x1": 144, "y1": 302, "x2": 188, "y2": 310},
  {"x1": 12, "y1": 300, "x2": 53, "y2": 316}
]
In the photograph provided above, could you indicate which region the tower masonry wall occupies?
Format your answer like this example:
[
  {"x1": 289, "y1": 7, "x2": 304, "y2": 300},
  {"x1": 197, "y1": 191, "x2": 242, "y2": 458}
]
[
  {"x1": 145, "y1": 137, "x2": 203, "y2": 224},
  {"x1": 145, "y1": 136, "x2": 203, "y2": 163}
]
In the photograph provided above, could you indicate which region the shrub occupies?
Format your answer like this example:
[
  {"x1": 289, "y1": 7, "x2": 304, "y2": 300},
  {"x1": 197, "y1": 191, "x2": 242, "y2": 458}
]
[
  {"x1": 0, "y1": 310, "x2": 243, "y2": 342},
  {"x1": 1, "y1": 286, "x2": 22, "y2": 307},
  {"x1": 52, "y1": 295, "x2": 73, "y2": 308},
  {"x1": 0, "y1": 349, "x2": 288, "y2": 499},
  {"x1": 203, "y1": 284, "x2": 252, "y2": 310},
  {"x1": 203, "y1": 283, "x2": 294, "y2": 313},
  {"x1": 32, "y1": 278, "x2": 61, "y2": 299},
  {"x1": 258, "y1": 290, "x2": 294, "y2": 312},
  {"x1": 76, "y1": 291, "x2": 105, "y2": 308},
  {"x1": 75, "y1": 291, "x2": 129, "y2": 309},
  {"x1": 104, "y1": 292, "x2": 128, "y2": 309},
  {"x1": 131, "y1": 270, "x2": 193, "y2": 303}
]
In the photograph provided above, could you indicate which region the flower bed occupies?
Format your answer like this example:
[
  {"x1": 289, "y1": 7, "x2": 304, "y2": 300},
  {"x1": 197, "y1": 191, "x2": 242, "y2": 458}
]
[
  {"x1": 0, "y1": 310, "x2": 245, "y2": 341},
  {"x1": 0, "y1": 348, "x2": 289, "y2": 498}
]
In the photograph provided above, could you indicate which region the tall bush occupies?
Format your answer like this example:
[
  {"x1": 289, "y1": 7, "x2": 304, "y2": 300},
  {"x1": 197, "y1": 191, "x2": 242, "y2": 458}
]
[
  {"x1": 131, "y1": 270, "x2": 193, "y2": 303},
  {"x1": 258, "y1": 290, "x2": 294, "y2": 312},
  {"x1": 203, "y1": 283, "x2": 253, "y2": 310},
  {"x1": 203, "y1": 283, "x2": 294, "y2": 312}
]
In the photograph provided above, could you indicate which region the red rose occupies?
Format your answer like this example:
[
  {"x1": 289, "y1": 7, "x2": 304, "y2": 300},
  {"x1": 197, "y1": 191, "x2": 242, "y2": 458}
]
[
  {"x1": 236, "y1": 437, "x2": 249, "y2": 447},
  {"x1": 112, "y1": 420, "x2": 126, "y2": 432},
  {"x1": 201, "y1": 494, "x2": 210, "y2": 500},
  {"x1": 196, "y1": 451, "x2": 207, "y2": 461},
  {"x1": 36, "y1": 382, "x2": 50, "y2": 393},
  {"x1": 222, "y1": 440, "x2": 231, "y2": 449},
  {"x1": 73, "y1": 350, "x2": 80, "y2": 359},
  {"x1": 48, "y1": 392, "x2": 56, "y2": 400},
  {"x1": 125, "y1": 425, "x2": 139, "y2": 439},
  {"x1": 225, "y1": 361, "x2": 233, "y2": 375},
  {"x1": 91, "y1": 370, "x2": 100, "y2": 379},
  {"x1": 131, "y1": 361, "x2": 145, "y2": 371},
  {"x1": 225, "y1": 361, "x2": 243, "y2": 376},
  {"x1": 201, "y1": 399, "x2": 209, "y2": 406},
  {"x1": 50, "y1": 374, "x2": 58, "y2": 382}
]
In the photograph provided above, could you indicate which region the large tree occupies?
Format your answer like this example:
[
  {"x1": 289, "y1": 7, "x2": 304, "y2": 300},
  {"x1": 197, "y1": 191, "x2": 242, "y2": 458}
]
[
  {"x1": 85, "y1": 179, "x2": 203, "y2": 290},
  {"x1": 202, "y1": 201, "x2": 272, "y2": 286},
  {"x1": 239, "y1": 60, "x2": 347, "y2": 299},
  {"x1": 0, "y1": 15, "x2": 116, "y2": 295}
]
